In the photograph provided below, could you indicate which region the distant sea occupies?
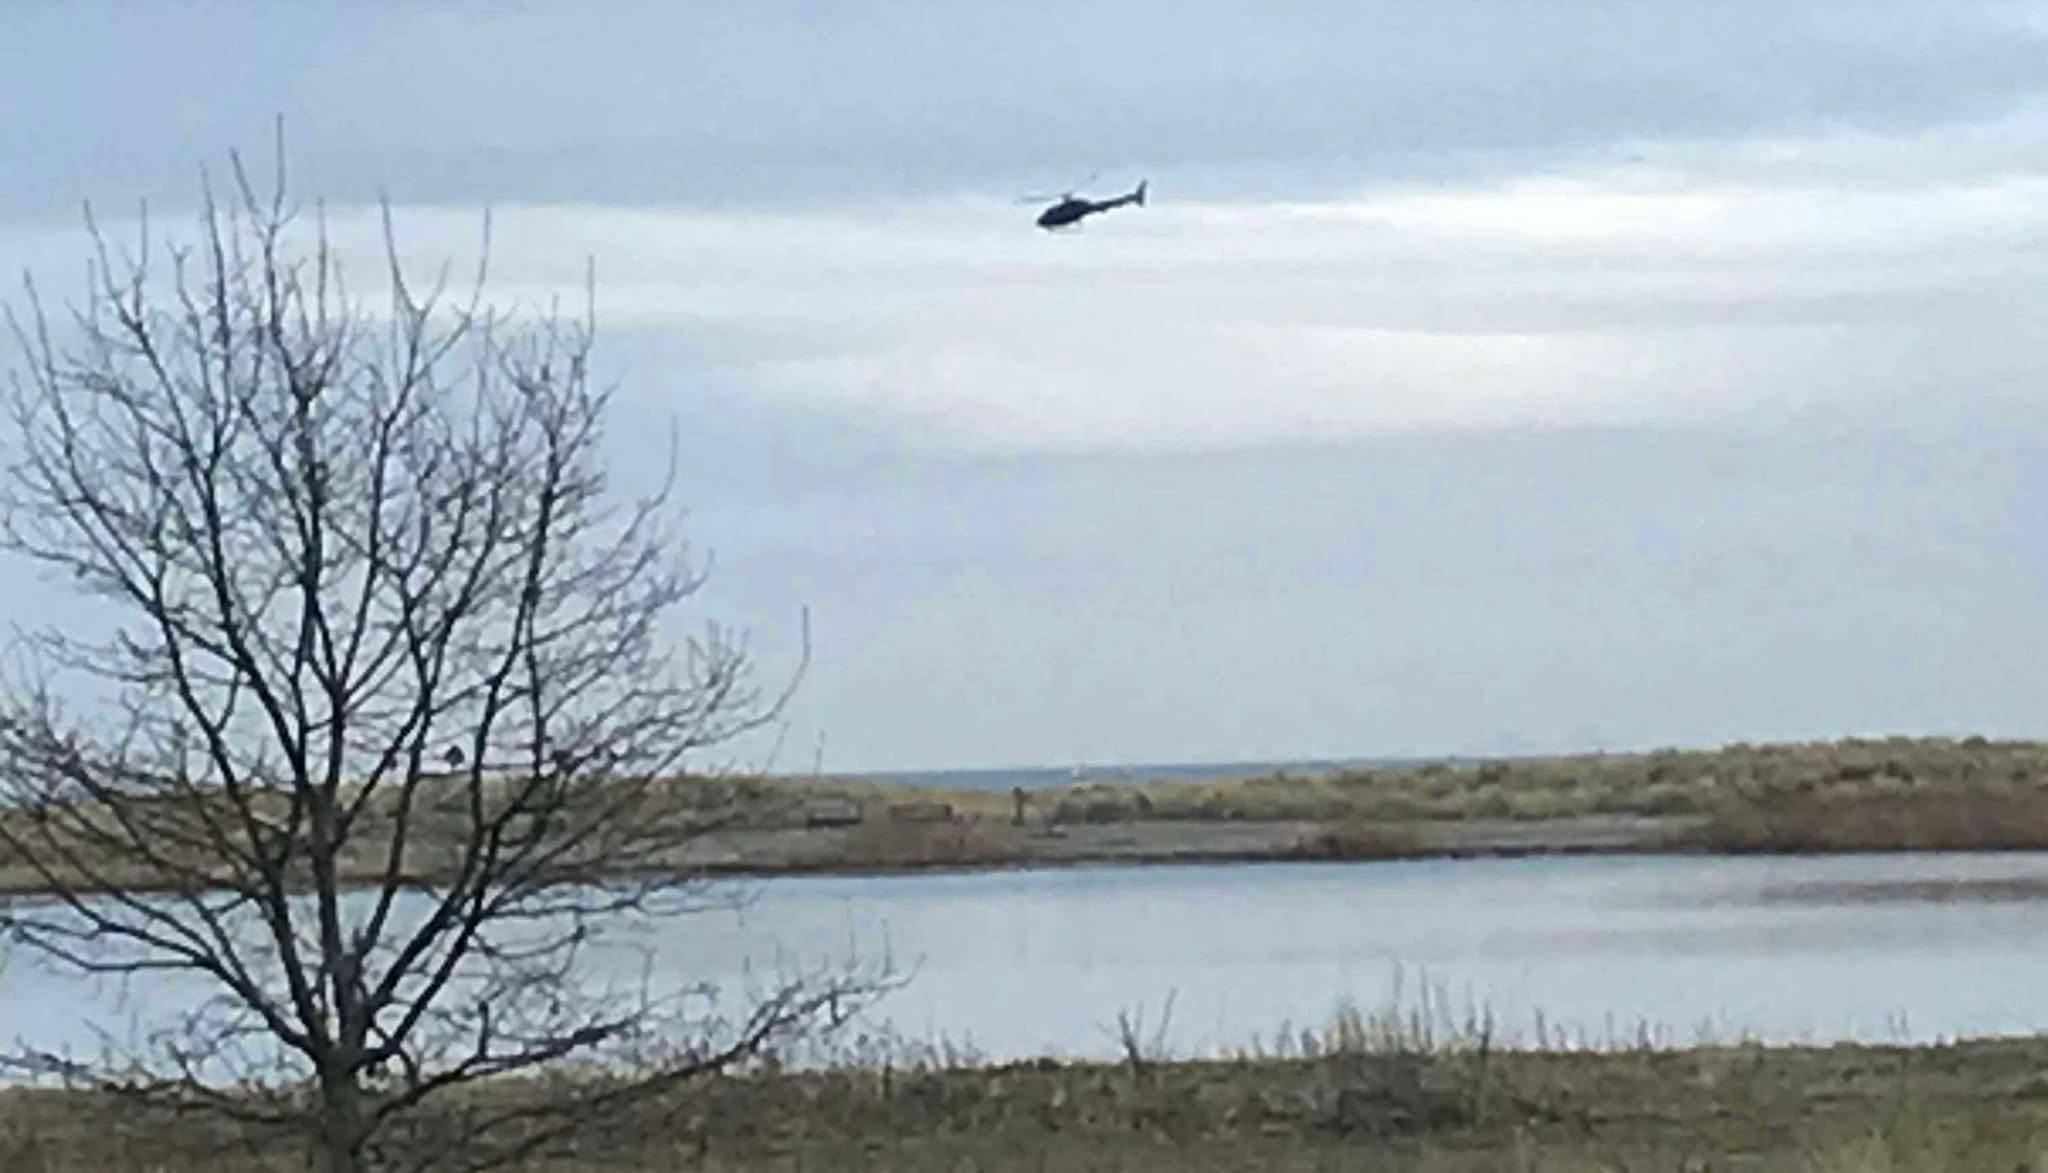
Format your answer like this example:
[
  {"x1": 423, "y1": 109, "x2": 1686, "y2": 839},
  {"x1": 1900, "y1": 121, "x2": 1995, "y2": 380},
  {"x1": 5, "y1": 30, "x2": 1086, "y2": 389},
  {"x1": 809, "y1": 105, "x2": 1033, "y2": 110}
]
[{"x1": 825, "y1": 757, "x2": 1452, "y2": 793}]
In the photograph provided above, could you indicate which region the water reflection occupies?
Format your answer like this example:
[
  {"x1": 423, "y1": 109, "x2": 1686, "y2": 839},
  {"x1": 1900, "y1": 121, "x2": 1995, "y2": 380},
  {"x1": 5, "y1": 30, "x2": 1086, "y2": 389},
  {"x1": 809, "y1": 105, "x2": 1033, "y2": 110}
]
[{"x1": 8, "y1": 853, "x2": 2048, "y2": 1066}]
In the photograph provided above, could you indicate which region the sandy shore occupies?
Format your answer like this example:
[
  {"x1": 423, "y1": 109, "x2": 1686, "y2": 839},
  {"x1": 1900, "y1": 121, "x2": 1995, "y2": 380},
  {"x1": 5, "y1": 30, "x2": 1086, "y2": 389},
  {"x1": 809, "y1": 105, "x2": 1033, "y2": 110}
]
[{"x1": 667, "y1": 812, "x2": 1711, "y2": 876}]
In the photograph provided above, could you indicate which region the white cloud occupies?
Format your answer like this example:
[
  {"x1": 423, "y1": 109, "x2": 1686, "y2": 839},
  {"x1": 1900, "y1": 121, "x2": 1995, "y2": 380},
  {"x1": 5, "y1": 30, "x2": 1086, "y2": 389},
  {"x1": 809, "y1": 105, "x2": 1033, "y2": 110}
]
[
  {"x1": 10, "y1": 99, "x2": 2048, "y2": 768},
  {"x1": 221, "y1": 119, "x2": 2043, "y2": 455},
  {"x1": 13, "y1": 112, "x2": 2048, "y2": 460}
]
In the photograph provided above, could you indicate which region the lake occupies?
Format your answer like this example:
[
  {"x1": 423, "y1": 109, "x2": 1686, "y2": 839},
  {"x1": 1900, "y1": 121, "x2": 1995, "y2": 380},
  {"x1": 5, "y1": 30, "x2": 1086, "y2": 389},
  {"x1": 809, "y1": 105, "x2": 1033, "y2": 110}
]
[{"x1": 8, "y1": 852, "x2": 2048, "y2": 1067}]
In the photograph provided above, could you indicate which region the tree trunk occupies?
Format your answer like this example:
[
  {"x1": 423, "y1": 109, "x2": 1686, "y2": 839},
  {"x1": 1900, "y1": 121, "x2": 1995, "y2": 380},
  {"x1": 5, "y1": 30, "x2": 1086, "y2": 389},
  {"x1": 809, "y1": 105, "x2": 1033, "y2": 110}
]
[{"x1": 316, "y1": 1070, "x2": 368, "y2": 1173}]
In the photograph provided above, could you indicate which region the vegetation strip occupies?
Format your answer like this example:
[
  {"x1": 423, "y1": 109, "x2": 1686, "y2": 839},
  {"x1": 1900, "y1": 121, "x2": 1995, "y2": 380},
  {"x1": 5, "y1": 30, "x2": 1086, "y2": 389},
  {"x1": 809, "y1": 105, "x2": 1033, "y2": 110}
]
[{"x1": 10, "y1": 1034, "x2": 2048, "y2": 1171}]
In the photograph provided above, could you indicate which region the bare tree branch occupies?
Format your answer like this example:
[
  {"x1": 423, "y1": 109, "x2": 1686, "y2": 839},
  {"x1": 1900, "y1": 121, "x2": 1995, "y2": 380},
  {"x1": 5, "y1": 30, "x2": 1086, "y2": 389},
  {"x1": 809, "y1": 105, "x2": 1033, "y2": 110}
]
[{"x1": 0, "y1": 148, "x2": 880, "y2": 1173}]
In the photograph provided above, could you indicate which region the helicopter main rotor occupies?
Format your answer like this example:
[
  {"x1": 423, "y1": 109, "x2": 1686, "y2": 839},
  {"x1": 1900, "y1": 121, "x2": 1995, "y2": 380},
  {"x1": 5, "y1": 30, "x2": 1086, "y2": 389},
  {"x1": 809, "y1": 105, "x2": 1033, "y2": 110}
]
[{"x1": 1013, "y1": 172, "x2": 1098, "y2": 205}]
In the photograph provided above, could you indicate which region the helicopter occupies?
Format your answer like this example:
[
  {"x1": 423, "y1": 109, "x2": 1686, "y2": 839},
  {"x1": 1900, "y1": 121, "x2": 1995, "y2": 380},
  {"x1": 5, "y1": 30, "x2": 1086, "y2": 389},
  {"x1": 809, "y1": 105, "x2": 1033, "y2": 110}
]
[{"x1": 1027, "y1": 178, "x2": 1148, "y2": 230}]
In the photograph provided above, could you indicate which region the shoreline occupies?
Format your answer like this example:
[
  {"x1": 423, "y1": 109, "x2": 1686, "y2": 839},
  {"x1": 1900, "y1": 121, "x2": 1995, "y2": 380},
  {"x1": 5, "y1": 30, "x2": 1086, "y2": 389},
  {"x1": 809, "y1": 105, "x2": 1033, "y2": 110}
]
[
  {"x1": 664, "y1": 812, "x2": 1710, "y2": 879},
  {"x1": 15, "y1": 734, "x2": 2048, "y2": 895},
  {"x1": 23, "y1": 808, "x2": 2048, "y2": 896},
  {"x1": 0, "y1": 812, "x2": 1876, "y2": 898}
]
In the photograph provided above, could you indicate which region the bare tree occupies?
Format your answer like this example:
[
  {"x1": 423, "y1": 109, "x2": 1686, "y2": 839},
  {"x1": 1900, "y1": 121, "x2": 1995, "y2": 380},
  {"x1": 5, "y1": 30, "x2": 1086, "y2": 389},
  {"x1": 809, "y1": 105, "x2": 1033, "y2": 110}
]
[{"x1": 0, "y1": 152, "x2": 871, "y2": 1172}]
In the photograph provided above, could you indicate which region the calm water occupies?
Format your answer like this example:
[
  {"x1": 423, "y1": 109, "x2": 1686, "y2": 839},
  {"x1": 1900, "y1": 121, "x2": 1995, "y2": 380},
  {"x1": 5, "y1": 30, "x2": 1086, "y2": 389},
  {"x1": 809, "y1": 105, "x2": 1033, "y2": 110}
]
[{"x1": 9, "y1": 853, "x2": 2048, "y2": 1066}]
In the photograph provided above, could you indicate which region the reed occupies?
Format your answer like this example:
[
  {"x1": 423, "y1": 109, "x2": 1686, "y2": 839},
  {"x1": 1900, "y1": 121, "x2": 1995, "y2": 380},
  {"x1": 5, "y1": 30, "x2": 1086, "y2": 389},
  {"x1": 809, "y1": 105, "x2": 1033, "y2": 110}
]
[{"x1": 8, "y1": 993, "x2": 2048, "y2": 1172}]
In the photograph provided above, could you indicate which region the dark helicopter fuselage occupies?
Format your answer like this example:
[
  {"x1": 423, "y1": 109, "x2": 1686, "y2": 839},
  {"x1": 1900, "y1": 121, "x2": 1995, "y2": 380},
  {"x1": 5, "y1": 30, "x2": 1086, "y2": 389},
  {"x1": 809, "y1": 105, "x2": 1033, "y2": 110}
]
[{"x1": 1036, "y1": 180, "x2": 1148, "y2": 230}]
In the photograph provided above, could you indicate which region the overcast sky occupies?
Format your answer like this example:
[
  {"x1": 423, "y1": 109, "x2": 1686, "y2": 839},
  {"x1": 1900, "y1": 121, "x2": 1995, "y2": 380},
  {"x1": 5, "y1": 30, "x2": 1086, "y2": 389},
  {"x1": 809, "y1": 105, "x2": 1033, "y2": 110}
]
[{"x1": 6, "y1": 1, "x2": 2048, "y2": 771}]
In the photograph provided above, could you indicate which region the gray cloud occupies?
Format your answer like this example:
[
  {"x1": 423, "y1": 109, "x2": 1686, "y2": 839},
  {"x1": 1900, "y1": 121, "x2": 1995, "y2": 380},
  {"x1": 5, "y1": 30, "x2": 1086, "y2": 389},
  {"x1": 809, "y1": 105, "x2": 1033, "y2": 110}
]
[
  {"x1": 8, "y1": 1, "x2": 2048, "y2": 769},
  {"x1": 4, "y1": 1, "x2": 2047, "y2": 215},
  {"x1": 681, "y1": 423, "x2": 2048, "y2": 768}
]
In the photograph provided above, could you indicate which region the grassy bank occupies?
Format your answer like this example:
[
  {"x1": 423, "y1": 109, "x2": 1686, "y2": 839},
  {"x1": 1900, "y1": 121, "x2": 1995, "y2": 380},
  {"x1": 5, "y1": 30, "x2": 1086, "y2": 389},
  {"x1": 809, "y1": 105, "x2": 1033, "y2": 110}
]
[
  {"x1": 8, "y1": 1028, "x2": 2048, "y2": 1170},
  {"x1": 937, "y1": 736, "x2": 2048, "y2": 828},
  {"x1": 10, "y1": 737, "x2": 2048, "y2": 894},
  {"x1": 745, "y1": 735, "x2": 2048, "y2": 871}
]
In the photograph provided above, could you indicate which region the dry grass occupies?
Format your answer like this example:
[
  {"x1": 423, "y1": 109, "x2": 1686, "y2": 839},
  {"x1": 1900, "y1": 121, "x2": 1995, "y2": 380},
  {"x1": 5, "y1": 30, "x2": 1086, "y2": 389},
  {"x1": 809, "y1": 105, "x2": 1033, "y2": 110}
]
[
  {"x1": 985, "y1": 736, "x2": 2048, "y2": 828},
  {"x1": 1285, "y1": 818, "x2": 1435, "y2": 861},
  {"x1": 818, "y1": 816, "x2": 1037, "y2": 870},
  {"x1": 13, "y1": 737, "x2": 2048, "y2": 892},
  {"x1": 1688, "y1": 788, "x2": 2048, "y2": 854},
  {"x1": 766, "y1": 736, "x2": 2048, "y2": 864},
  {"x1": 8, "y1": 1028, "x2": 2048, "y2": 1171}
]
